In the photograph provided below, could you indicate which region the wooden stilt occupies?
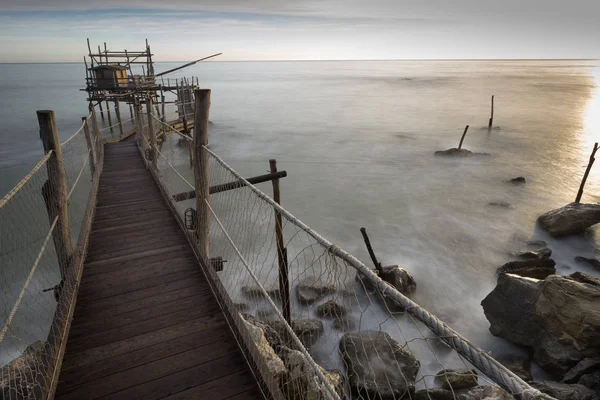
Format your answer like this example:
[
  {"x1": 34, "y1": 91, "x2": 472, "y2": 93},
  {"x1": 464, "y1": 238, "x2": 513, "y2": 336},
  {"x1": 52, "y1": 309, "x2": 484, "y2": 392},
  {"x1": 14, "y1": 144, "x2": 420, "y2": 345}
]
[
  {"x1": 193, "y1": 89, "x2": 211, "y2": 262},
  {"x1": 82, "y1": 117, "x2": 96, "y2": 176},
  {"x1": 114, "y1": 100, "x2": 124, "y2": 138},
  {"x1": 146, "y1": 97, "x2": 157, "y2": 171},
  {"x1": 360, "y1": 227, "x2": 384, "y2": 275},
  {"x1": 575, "y1": 142, "x2": 599, "y2": 203},
  {"x1": 106, "y1": 101, "x2": 113, "y2": 133},
  {"x1": 458, "y1": 125, "x2": 470, "y2": 149},
  {"x1": 488, "y1": 95, "x2": 495, "y2": 130}
]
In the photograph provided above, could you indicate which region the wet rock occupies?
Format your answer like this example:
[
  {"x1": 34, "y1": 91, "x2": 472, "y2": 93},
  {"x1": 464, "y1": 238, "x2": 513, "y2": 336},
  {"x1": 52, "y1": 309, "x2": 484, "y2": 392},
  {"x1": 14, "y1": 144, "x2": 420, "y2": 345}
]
[
  {"x1": 256, "y1": 308, "x2": 277, "y2": 319},
  {"x1": 569, "y1": 272, "x2": 600, "y2": 286},
  {"x1": 296, "y1": 280, "x2": 336, "y2": 304},
  {"x1": 279, "y1": 346, "x2": 344, "y2": 400},
  {"x1": 316, "y1": 300, "x2": 347, "y2": 318},
  {"x1": 489, "y1": 201, "x2": 514, "y2": 209},
  {"x1": 456, "y1": 385, "x2": 514, "y2": 400},
  {"x1": 497, "y1": 355, "x2": 533, "y2": 382},
  {"x1": 530, "y1": 381, "x2": 596, "y2": 400},
  {"x1": 339, "y1": 331, "x2": 420, "y2": 399},
  {"x1": 562, "y1": 358, "x2": 600, "y2": 384},
  {"x1": 527, "y1": 240, "x2": 548, "y2": 247},
  {"x1": 509, "y1": 176, "x2": 526, "y2": 184},
  {"x1": 241, "y1": 318, "x2": 287, "y2": 382},
  {"x1": 332, "y1": 317, "x2": 356, "y2": 331},
  {"x1": 482, "y1": 273, "x2": 600, "y2": 379},
  {"x1": 242, "y1": 314, "x2": 286, "y2": 349},
  {"x1": 0, "y1": 341, "x2": 47, "y2": 400},
  {"x1": 414, "y1": 388, "x2": 454, "y2": 400},
  {"x1": 434, "y1": 148, "x2": 490, "y2": 157},
  {"x1": 497, "y1": 258, "x2": 556, "y2": 280},
  {"x1": 578, "y1": 371, "x2": 600, "y2": 395},
  {"x1": 538, "y1": 202, "x2": 600, "y2": 237},
  {"x1": 434, "y1": 368, "x2": 478, "y2": 390},
  {"x1": 267, "y1": 319, "x2": 324, "y2": 348},
  {"x1": 242, "y1": 285, "x2": 281, "y2": 300},
  {"x1": 517, "y1": 247, "x2": 552, "y2": 260},
  {"x1": 234, "y1": 302, "x2": 249, "y2": 311},
  {"x1": 575, "y1": 256, "x2": 600, "y2": 271},
  {"x1": 380, "y1": 265, "x2": 417, "y2": 295}
]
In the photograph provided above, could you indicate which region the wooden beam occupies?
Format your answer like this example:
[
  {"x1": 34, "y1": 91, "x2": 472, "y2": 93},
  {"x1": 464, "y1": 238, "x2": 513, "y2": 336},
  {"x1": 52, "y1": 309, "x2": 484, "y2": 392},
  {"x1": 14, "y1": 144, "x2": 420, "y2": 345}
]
[
  {"x1": 172, "y1": 171, "x2": 288, "y2": 202},
  {"x1": 193, "y1": 89, "x2": 211, "y2": 261},
  {"x1": 146, "y1": 96, "x2": 157, "y2": 171},
  {"x1": 37, "y1": 110, "x2": 73, "y2": 280},
  {"x1": 114, "y1": 100, "x2": 124, "y2": 138}
]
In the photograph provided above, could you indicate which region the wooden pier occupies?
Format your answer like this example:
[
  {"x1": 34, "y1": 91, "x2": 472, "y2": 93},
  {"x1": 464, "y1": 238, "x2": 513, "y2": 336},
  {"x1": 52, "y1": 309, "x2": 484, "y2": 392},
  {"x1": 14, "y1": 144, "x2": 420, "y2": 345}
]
[{"x1": 54, "y1": 140, "x2": 262, "y2": 399}]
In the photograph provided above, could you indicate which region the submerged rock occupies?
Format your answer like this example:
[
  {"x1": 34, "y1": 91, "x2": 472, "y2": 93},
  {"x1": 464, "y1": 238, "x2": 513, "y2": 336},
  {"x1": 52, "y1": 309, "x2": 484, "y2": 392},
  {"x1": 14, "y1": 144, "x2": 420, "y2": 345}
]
[
  {"x1": 267, "y1": 319, "x2": 324, "y2": 348},
  {"x1": 570, "y1": 271, "x2": 600, "y2": 286},
  {"x1": 332, "y1": 317, "x2": 356, "y2": 331},
  {"x1": 516, "y1": 247, "x2": 552, "y2": 260},
  {"x1": 434, "y1": 148, "x2": 490, "y2": 157},
  {"x1": 380, "y1": 265, "x2": 417, "y2": 295},
  {"x1": 316, "y1": 300, "x2": 347, "y2": 319},
  {"x1": 526, "y1": 240, "x2": 548, "y2": 247},
  {"x1": 414, "y1": 388, "x2": 454, "y2": 400},
  {"x1": 296, "y1": 280, "x2": 336, "y2": 304},
  {"x1": 482, "y1": 273, "x2": 600, "y2": 379},
  {"x1": 574, "y1": 256, "x2": 600, "y2": 271},
  {"x1": 489, "y1": 201, "x2": 514, "y2": 209},
  {"x1": 241, "y1": 285, "x2": 281, "y2": 300},
  {"x1": 497, "y1": 355, "x2": 533, "y2": 382},
  {"x1": 530, "y1": 381, "x2": 596, "y2": 400},
  {"x1": 456, "y1": 385, "x2": 514, "y2": 400},
  {"x1": 340, "y1": 331, "x2": 420, "y2": 399},
  {"x1": 538, "y1": 202, "x2": 600, "y2": 237},
  {"x1": 434, "y1": 368, "x2": 478, "y2": 390},
  {"x1": 497, "y1": 258, "x2": 556, "y2": 280},
  {"x1": 509, "y1": 176, "x2": 526, "y2": 184}
]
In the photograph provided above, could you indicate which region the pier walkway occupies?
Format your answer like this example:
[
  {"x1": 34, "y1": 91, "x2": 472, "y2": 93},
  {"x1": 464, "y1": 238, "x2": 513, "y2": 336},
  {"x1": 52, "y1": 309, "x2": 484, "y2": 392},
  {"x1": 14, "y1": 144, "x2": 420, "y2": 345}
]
[{"x1": 54, "y1": 141, "x2": 262, "y2": 400}]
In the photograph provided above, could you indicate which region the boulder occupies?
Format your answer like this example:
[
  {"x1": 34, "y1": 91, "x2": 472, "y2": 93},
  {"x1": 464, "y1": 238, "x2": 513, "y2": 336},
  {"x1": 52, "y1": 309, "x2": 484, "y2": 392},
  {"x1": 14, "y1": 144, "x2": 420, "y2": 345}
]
[
  {"x1": 562, "y1": 358, "x2": 600, "y2": 384},
  {"x1": 482, "y1": 273, "x2": 600, "y2": 379},
  {"x1": 509, "y1": 176, "x2": 526, "y2": 184},
  {"x1": 434, "y1": 369, "x2": 478, "y2": 390},
  {"x1": 530, "y1": 381, "x2": 596, "y2": 400},
  {"x1": 339, "y1": 331, "x2": 420, "y2": 399},
  {"x1": 516, "y1": 247, "x2": 552, "y2": 260},
  {"x1": 279, "y1": 346, "x2": 344, "y2": 400},
  {"x1": 380, "y1": 265, "x2": 417, "y2": 295},
  {"x1": 456, "y1": 385, "x2": 514, "y2": 400},
  {"x1": 496, "y1": 258, "x2": 556, "y2": 280},
  {"x1": 414, "y1": 388, "x2": 454, "y2": 400},
  {"x1": 241, "y1": 318, "x2": 287, "y2": 382},
  {"x1": 569, "y1": 272, "x2": 600, "y2": 287},
  {"x1": 242, "y1": 285, "x2": 281, "y2": 300},
  {"x1": 0, "y1": 341, "x2": 47, "y2": 400},
  {"x1": 497, "y1": 355, "x2": 533, "y2": 382},
  {"x1": 316, "y1": 300, "x2": 347, "y2": 319},
  {"x1": 434, "y1": 148, "x2": 490, "y2": 157},
  {"x1": 538, "y1": 202, "x2": 600, "y2": 237},
  {"x1": 234, "y1": 302, "x2": 249, "y2": 311},
  {"x1": 578, "y1": 371, "x2": 600, "y2": 395},
  {"x1": 332, "y1": 317, "x2": 356, "y2": 331},
  {"x1": 575, "y1": 256, "x2": 600, "y2": 271},
  {"x1": 267, "y1": 319, "x2": 324, "y2": 348},
  {"x1": 296, "y1": 280, "x2": 336, "y2": 304}
]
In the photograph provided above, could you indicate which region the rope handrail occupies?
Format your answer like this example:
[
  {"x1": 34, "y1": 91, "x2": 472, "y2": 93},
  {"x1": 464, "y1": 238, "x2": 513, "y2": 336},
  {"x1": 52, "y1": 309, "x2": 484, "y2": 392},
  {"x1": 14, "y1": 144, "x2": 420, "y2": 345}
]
[
  {"x1": 98, "y1": 122, "x2": 121, "y2": 132},
  {"x1": 60, "y1": 113, "x2": 91, "y2": 147},
  {"x1": 150, "y1": 114, "x2": 192, "y2": 141},
  {"x1": 205, "y1": 199, "x2": 340, "y2": 400},
  {"x1": 155, "y1": 147, "x2": 194, "y2": 190},
  {"x1": 0, "y1": 151, "x2": 53, "y2": 209},
  {"x1": 67, "y1": 149, "x2": 91, "y2": 200},
  {"x1": 201, "y1": 145, "x2": 546, "y2": 399},
  {"x1": 0, "y1": 215, "x2": 59, "y2": 344}
]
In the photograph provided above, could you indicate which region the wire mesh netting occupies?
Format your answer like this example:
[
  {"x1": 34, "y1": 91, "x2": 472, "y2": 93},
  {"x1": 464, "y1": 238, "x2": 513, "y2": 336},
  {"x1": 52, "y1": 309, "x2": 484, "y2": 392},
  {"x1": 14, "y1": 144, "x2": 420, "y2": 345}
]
[
  {"x1": 0, "y1": 113, "x2": 100, "y2": 399},
  {"x1": 149, "y1": 116, "x2": 545, "y2": 400}
]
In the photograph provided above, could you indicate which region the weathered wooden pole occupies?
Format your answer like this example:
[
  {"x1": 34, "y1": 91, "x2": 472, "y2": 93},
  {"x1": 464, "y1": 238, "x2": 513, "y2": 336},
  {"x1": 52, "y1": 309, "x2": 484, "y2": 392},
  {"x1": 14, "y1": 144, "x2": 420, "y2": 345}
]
[
  {"x1": 98, "y1": 100, "x2": 105, "y2": 120},
  {"x1": 129, "y1": 103, "x2": 134, "y2": 121},
  {"x1": 488, "y1": 95, "x2": 495, "y2": 130},
  {"x1": 106, "y1": 100, "x2": 113, "y2": 133},
  {"x1": 575, "y1": 142, "x2": 599, "y2": 203},
  {"x1": 270, "y1": 159, "x2": 291, "y2": 324},
  {"x1": 37, "y1": 110, "x2": 73, "y2": 281},
  {"x1": 114, "y1": 100, "x2": 124, "y2": 138},
  {"x1": 360, "y1": 227, "x2": 384, "y2": 275},
  {"x1": 161, "y1": 88, "x2": 166, "y2": 124},
  {"x1": 89, "y1": 104, "x2": 102, "y2": 159},
  {"x1": 82, "y1": 117, "x2": 96, "y2": 176},
  {"x1": 146, "y1": 96, "x2": 157, "y2": 170},
  {"x1": 458, "y1": 125, "x2": 470, "y2": 150},
  {"x1": 193, "y1": 89, "x2": 211, "y2": 261}
]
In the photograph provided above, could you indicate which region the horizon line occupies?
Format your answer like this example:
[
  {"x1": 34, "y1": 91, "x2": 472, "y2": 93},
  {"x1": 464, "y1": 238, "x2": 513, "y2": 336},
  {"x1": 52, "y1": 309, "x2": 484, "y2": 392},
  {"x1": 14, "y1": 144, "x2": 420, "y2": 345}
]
[{"x1": 1, "y1": 58, "x2": 599, "y2": 65}]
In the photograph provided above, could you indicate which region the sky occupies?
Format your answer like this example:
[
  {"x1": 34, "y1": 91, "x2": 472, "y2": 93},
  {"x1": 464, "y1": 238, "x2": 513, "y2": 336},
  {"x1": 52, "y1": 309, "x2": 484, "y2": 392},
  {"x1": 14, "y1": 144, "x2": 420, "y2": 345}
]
[{"x1": 0, "y1": 0, "x2": 598, "y2": 62}]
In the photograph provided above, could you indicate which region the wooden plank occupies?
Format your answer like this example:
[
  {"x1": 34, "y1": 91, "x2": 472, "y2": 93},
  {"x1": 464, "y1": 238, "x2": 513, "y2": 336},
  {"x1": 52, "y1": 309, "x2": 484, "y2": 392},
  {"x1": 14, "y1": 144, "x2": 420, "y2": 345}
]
[
  {"x1": 161, "y1": 370, "x2": 259, "y2": 400},
  {"x1": 84, "y1": 235, "x2": 186, "y2": 261},
  {"x1": 56, "y1": 327, "x2": 232, "y2": 391},
  {"x1": 81, "y1": 247, "x2": 193, "y2": 276}
]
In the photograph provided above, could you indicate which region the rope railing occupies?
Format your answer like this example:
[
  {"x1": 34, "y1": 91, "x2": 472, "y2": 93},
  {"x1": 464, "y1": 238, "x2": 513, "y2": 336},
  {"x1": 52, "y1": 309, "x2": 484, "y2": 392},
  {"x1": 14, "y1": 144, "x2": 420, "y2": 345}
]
[{"x1": 0, "y1": 151, "x2": 53, "y2": 209}]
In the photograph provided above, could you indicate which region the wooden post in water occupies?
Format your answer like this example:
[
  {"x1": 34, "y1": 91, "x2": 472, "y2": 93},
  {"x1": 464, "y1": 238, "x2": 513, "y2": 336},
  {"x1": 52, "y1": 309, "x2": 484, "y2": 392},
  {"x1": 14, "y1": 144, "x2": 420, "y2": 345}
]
[
  {"x1": 360, "y1": 227, "x2": 384, "y2": 276},
  {"x1": 82, "y1": 117, "x2": 96, "y2": 176},
  {"x1": 98, "y1": 100, "x2": 105, "y2": 120},
  {"x1": 114, "y1": 100, "x2": 124, "y2": 138},
  {"x1": 129, "y1": 103, "x2": 134, "y2": 121},
  {"x1": 161, "y1": 89, "x2": 166, "y2": 124},
  {"x1": 106, "y1": 100, "x2": 113, "y2": 133},
  {"x1": 193, "y1": 89, "x2": 211, "y2": 261},
  {"x1": 89, "y1": 104, "x2": 102, "y2": 159},
  {"x1": 270, "y1": 159, "x2": 291, "y2": 324},
  {"x1": 575, "y1": 142, "x2": 599, "y2": 203},
  {"x1": 37, "y1": 110, "x2": 73, "y2": 281},
  {"x1": 458, "y1": 125, "x2": 470, "y2": 149},
  {"x1": 488, "y1": 95, "x2": 495, "y2": 130},
  {"x1": 146, "y1": 96, "x2": 158, "y2": 171}
]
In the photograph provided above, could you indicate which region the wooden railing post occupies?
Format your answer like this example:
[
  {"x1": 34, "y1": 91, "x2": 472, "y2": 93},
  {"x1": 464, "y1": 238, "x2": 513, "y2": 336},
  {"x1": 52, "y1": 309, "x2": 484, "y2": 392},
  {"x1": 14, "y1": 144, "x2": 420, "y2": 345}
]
[
  {"x1": 270, "y1": 159, "x2": 291, "y2": 324},
  {"x1": 106, "y1": 100, "x2": 113, "y2": 133},
  {"x1": 89, "y1": 104, "x2": 103, "y2": 161},
  {"x1": 193, "y1": 89, "x2": 211, "y2": 261},
  {"x1": 37, "y1": 110, "x2": 73, "y2": 281},
  {"x1": 146, "y1": 96, "x2": 158, "y2": 171},
  {"x1": 82, "y1": 117, "x2": 96, "y2": 176},
  {"x1": 114, "y1": 100, "x2": 124, "y2": 138}
]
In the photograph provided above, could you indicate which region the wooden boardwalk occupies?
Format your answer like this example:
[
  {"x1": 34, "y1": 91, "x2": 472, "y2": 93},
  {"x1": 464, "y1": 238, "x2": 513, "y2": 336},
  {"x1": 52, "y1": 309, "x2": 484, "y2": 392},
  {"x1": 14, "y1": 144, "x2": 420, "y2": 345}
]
[{"x1": 55, "y1": 141, "x2": 263, "y2": 400}]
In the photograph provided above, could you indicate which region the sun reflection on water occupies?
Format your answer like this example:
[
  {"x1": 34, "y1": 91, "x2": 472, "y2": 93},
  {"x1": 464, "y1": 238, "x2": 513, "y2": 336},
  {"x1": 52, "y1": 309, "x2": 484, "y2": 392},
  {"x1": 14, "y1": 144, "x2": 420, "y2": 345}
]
[{"x1": 581, "y1": 64, "x2": 600, "y2": 188}]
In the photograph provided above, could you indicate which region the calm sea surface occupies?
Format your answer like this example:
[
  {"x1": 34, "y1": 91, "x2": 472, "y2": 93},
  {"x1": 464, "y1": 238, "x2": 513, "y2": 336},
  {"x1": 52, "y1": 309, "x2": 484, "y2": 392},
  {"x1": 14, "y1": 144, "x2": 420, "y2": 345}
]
[{"x1": 1, "y1": 60, "x2": 600, "y2": 370}]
